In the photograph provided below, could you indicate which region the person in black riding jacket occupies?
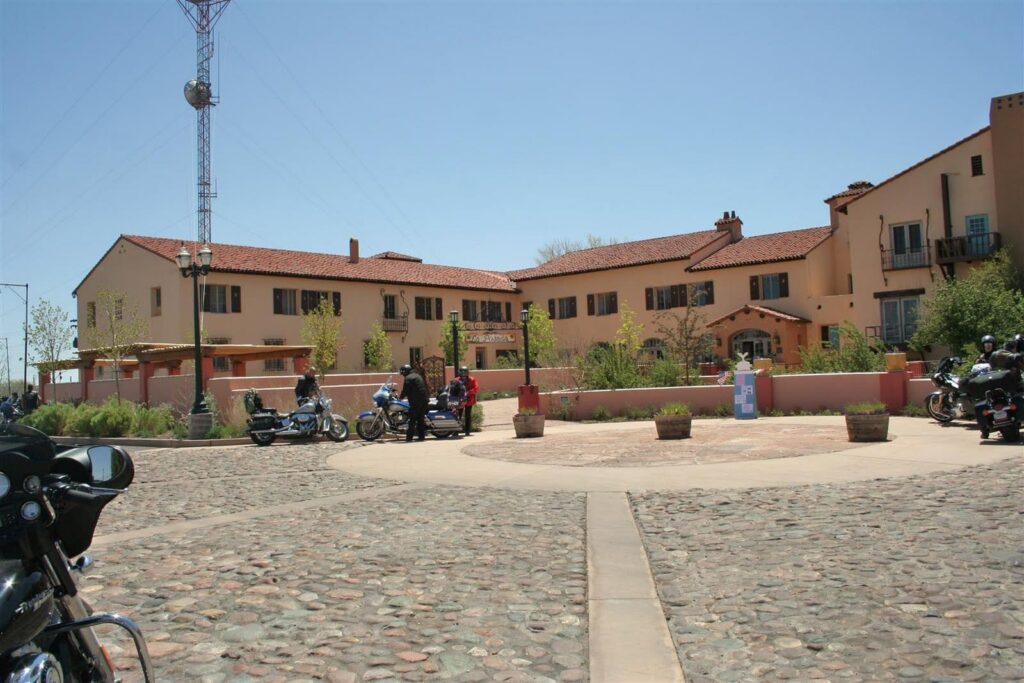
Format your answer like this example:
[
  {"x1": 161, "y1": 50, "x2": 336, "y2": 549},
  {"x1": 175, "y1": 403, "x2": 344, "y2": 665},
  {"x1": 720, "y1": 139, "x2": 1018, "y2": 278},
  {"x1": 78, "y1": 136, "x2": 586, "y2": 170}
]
[
  {"x1": 977, "y1": 335, "x2": 997, "y2": 364},
  {"x1": 398, "y1": 364, "x2": 428, "y2": 441},
  {"x1": 294, "y1": 367, "x2": 319, "y2": 405}
]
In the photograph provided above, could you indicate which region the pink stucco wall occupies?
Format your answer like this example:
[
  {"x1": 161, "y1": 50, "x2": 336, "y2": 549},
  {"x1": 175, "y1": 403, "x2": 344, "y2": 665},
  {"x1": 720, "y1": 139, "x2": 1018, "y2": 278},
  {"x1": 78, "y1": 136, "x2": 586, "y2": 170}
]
[
  {"x1": 44, "y1": 382, "x2": 82, "y2": 403},
  {"x1": 86, "y1": 378, "x2": 139, "y2": 404},
  {"x1": 544, "y1": 385, "x2": 735, "y2": 420},
  {"x1": 771, "y1": 372, "x2": 881, "y2": 413},
  {"x1": 147, "y1": 375, "x2": 196, "y2": 414},
  {"x1": 908, "y1": 378, "x2": 936, "y2": 406}
]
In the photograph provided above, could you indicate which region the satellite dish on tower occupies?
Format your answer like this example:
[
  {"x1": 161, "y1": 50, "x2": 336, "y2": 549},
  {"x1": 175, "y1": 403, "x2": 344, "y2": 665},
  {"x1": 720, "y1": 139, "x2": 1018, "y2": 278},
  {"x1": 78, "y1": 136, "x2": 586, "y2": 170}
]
[{"x1": 184, "y1": 80, "x2": 212, "y2": 109}]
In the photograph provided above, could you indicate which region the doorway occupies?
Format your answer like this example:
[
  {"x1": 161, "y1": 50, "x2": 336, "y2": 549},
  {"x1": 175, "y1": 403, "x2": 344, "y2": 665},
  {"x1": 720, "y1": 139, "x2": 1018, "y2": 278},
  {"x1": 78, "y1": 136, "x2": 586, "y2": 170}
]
[
  {"x1": 475, "y1": 348, "x2": 485, "y2": 370},
  {"x1": 731, "y1": 329, "x2": 773, "y2": 360}
]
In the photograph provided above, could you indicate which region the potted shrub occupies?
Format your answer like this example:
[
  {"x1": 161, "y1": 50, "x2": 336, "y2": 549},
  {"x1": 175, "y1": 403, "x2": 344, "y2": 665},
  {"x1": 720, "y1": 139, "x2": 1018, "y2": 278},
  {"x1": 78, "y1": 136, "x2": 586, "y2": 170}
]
[
  {"x1": 844, "y1": 401, "x2": 890, "y2": 442},
  {"x1": 655, "y1": 402, "x2": 692, "y2": 439},
  {"x1": 513, "y1": 406, "x2": 545, "y2": 438}
]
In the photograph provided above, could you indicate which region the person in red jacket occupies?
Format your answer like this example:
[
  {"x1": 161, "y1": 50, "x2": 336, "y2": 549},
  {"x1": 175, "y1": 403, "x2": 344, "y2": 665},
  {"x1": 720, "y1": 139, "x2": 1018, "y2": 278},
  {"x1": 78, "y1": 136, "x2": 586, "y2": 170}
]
[{"x1": 457, "y1": 366, "x2": 478, "y2": 436}]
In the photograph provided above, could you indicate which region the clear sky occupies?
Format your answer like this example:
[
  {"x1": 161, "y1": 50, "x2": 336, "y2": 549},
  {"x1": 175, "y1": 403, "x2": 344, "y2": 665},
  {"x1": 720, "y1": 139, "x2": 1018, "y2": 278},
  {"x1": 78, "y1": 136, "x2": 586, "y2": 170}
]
[{"x1": 1, "y1": 0, "x2": 1022, "y2": 383}]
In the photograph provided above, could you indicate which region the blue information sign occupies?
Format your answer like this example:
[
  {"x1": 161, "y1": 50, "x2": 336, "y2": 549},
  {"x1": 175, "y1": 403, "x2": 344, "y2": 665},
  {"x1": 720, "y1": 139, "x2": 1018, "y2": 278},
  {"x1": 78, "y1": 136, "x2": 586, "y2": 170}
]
[{"x1": 733, "y1": 371, "x2": 757, "y2": 419}]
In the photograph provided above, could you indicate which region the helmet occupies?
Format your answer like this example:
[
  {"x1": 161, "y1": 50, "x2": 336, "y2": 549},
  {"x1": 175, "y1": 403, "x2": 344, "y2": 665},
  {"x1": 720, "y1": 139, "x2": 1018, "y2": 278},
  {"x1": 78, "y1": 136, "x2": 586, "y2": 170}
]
[
  {"x1": 982, "y1": 334, "x2": 996, "y2": 347},
  {"x1": 399, "y1": 364, "x2": 413, "y2": 376},
  {"x1": 304, "y1": 366, "x2": 317, "y2": 378},
  {"x1": 458, "y1": 366, "x2": 469, "y2": 376},
  {"x1": 1015, "y1": 334, "x2": 1024, "y2": 353}
]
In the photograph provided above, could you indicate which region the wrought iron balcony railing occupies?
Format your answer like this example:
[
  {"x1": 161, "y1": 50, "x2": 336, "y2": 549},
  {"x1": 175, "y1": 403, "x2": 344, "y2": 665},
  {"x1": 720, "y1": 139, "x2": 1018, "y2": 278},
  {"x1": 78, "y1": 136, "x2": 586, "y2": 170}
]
[
  {"x1": 381, "y1": 315, "x2": 408, "y2": 332},
  {"x1": 881, "y1": 243, "x2": 931, "y2": 271},
  {"x1": 935, "y1": 232, "x2": 1001, "y2": 265}
]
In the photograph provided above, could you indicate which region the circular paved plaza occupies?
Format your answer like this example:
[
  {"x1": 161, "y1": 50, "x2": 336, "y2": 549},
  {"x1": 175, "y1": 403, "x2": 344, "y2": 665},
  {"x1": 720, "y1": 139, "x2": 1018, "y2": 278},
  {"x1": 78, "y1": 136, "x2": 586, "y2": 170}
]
[{"x1": 86, "y1": 411, "x2": 1022, "y2": 682}]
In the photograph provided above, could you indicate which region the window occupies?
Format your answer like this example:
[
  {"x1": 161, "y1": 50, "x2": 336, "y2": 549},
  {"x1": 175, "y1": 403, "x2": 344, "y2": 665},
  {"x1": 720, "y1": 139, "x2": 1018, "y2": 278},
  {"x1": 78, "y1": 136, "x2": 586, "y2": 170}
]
[
  {"x1": 206, "y1": 337, "x2": 230, "y2": 371},
  {"x1": 409, "y1": 347, "x2": 422, "y2": 366},
  {"x1": 201, "y1": 285, "x2": 228, "y2": 313},
  {"x1": 641, "y1": 338, "x2": 666, "y2": 360},
  {"x1": 521, "y1": 301, "x2": 533, "y2": 315},
  {"x1": 481, "y1": 301, "x2": 503, "y2": 322},
  {"x1": 86, "y1": 302, "x2": 96, "y2": 328},
  {"x1": 646, "y1": 285, "x2": 685, "y2": 310},
  {"x1": 300, "y1": 290, "x2": 336, "y2": 315},
  {"x1": 749, "y1": 273, "x2": 789, "y2": 301},
  {"x1": 415, "y1": 297, "x2": 443, "y2": 320},
  {"x1": 547, "y1": 297, "x2": 579, "y2": 319},
  {"x1": 966, "y1": 214, "x2": 990, "y2": 256},
  {"x1": 889, "y1": 222, "x2": 927, "y2": 268},
  {"x1": 691, "y1": 281, "x2": 714, "y2": 306},
  {"x1": 462, "y1": 300, "x2": 479, "y2": 322},
  {"x1": 820, "y1": 325, "x2": 840, "y2": 348},
  {"x1": 971, "y1": 154, "x2": 984, "y2": 176},
  {"x1": 880, "y1": 296, "x2": 919, "y2": 345},
  {"x1": 383, "y1": 295, "x2": 397, "y2": 320},
  {"x1": 114, "y1": 297, "x2": 124, "y2": 321},
  {"x1": 263, "y1": 338, "x2": 285, "y2": 371},
  {"x1": 273, "y1": 289, "x2": 298, "y2": 315},
  {"x1": 587, "y1": 291, "x2": 618, "y2": 316},
  {"x1": 150, "y1": 287, "x2": 162, "y2": 317}
]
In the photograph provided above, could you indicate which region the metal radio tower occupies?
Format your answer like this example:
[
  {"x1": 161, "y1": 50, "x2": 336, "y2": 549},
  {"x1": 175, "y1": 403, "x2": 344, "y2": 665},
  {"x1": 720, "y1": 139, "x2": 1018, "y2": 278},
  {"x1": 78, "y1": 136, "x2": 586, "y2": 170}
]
[{"x1": 178, "y1": 0, "x2": 231, "y2": 244}]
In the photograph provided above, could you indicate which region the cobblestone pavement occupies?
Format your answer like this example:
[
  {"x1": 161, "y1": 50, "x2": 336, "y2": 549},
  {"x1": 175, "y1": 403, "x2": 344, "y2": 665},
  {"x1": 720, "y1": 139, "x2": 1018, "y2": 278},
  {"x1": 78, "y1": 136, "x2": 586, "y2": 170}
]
[
  {"x1": 87, "y1": 442, "x2": 587, "y2": 682},
  {"x1": 632, "y1": 457, "x2": 1024, "y2": 682},
  {"x1": 464, "y1": 423, "x2": 871, "y2": 467}
]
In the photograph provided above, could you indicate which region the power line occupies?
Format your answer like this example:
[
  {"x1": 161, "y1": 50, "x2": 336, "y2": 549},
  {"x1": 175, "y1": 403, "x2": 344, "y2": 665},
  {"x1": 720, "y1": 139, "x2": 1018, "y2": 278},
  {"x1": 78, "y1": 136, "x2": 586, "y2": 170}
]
[{"x1": 1, "y1": 2, "x2": 170, "y2": 190}]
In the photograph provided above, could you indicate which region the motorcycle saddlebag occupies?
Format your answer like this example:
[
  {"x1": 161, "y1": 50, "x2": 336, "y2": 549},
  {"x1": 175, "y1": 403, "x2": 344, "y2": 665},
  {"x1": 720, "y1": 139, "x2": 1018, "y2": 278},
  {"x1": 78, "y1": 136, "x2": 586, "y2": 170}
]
[
  {"x1": 248, "y1": 413, "x2": 278, "y2": 432},
  {"x1": 963, "y1": 369, "x2": 1020, "y2": 401}
]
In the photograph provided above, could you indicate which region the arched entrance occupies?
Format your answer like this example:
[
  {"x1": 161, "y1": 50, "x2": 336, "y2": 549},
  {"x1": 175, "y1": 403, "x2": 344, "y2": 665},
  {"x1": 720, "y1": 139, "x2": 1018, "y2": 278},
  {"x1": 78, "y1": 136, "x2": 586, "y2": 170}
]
[{"x1": 731, "y1": 329, "x2": 772, "y2": 360}]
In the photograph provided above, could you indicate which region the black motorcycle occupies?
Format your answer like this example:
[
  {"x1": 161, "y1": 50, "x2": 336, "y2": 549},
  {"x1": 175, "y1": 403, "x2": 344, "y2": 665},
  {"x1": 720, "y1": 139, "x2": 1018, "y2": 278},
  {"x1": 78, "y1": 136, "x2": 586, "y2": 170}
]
[
  {"x1": 925, "y1": 356, "x2": 992, "y2": 422},
  {"x1": 0, "y1": 422, "x2": 153, "y2": 682},
  {"x1": 974, "y1": 375, "x2": 1023, "y2": 442}
]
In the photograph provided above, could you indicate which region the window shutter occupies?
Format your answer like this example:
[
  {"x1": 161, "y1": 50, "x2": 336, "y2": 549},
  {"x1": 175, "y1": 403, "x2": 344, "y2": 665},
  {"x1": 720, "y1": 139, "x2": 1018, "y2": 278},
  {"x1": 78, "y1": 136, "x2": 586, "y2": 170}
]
[
  {"x1": 779, "y1": 273, "x2": 789, "y2": 298},
  {"x1": 609, "y1": 292, "x2": 618, "y2": 314},
  {"x1": 587, "y1": 294, "x2": 595, "y2": 316},
  {"x1": 479, "y1": 300, "x2": 487, "y2": 322},
  {"x1": 548, "y1": 299, "x2": 556, "y2": 318},
  {"x1": 231, "y1": 286, "x2": 241, "y2": 313},
  {"x1": 749, "y1": 276, "x2": 760, "y2": 300},
  {"x1": 706, "y1": 281, "x2": 714, "y2": 305},
  {"x1": 201, "y1": 285, "x2": 211, "y2": 312},
  {"x1": 462, "y1": 300, "x2": 471, "y2": 321},
  {"x1": 680, "y1": 284, "x2": 688, "y2": 307},
  {"x1": 505, "y1": 302, "x2": 511, "y2": 321},
  {"x1": 667, "y1": 285, "x2": 678, "y2": 308},
  {"x1": 414, "y1": 298, "x2": 423, "y2": 319},
  {"x1": 333, "y1": 292, "x2": 342, "y2": 316},
  {"x1": 569, "y1": 297, "x2": 577, "y2": 318},
  {"x1": 645, "y1": 288, "x2": 654, "y2": 310},
  {"x1": 821, "y1": 326, "x2": 831, "y2": 343},
  {"x1": 435, "y1": 298, "x2": 442, "y2": 320},
  {"x1": 273, "y1": 289, "x2": 282, "y2": 314}
]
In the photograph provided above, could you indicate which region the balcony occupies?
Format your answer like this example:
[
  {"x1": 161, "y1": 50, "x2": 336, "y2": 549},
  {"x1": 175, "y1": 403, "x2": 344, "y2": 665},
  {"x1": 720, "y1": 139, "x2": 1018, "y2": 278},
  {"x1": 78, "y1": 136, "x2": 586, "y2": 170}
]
[
  {"x1": 881, "y1": 243, "x2": 931, "y2": 271},
  {"x1": 935, "y1": 232, "x2": 1001, "y2": 265},
  {"x1": 865, "y1": 323, "x2": 917, "y2": 347},
  {"x1": 381, "y1": 315, "x2": 408, "y2": 332}
]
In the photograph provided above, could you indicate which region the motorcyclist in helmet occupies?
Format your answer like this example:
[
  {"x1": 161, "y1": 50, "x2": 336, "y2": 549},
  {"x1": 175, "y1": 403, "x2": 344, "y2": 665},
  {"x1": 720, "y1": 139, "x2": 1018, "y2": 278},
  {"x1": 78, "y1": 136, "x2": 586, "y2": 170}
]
[
  {"x1": 456, "y1": 366, "x2": 478, "y2": 436},
  {"x1": 398, "y1": 364, "x2": 428, "y2": 441},
  {"x1": 978, "y1": 335, "x2": 997, "y2": 363},
  {"x1": 294, "y1": 366, "x2": 319, "y2": 406}
]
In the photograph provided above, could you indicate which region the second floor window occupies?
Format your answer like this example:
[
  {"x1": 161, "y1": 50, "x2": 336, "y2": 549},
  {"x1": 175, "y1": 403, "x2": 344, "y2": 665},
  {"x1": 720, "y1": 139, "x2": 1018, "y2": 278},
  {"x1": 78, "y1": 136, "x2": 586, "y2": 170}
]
[
  {"x1": 150, "y1": 287, "x2": 162, "y2": 317},
  {"x1": 201, "y1": 285, "x2": 228, "y2": 313},
  {"x1": 588, "y1": 291, "x2": 618, "y2": 316},
  {"x1": 383, "y1": 295, "x2": 397, "y2": 319},
  {"x1": 548, "y1": 296, "x2": 577, "y2": 320},
  {"x1": 299, "y1": 290, "x2": 341, "y2": 315},
  {"x1": 890, "y1": 222, "x2": 926, "y2": 268},
  {"x1": 274, "y1": 289, "x2": 297, "y2": 315},
  {"x1": 750, "y1": 273, "x2": 789, "y2": 301},
  {"x1": 462, "y1": 300, "x2": 479, "y2": 322},
  {"x1": 481, "y1": 301, "x2": 504, "y2": 322},
  {"x1": 415, "y1": 297, "x2": 442, "y2": 320},
  {"x1": 691, "y1": 281, "x2": 714, "y2": 306}
]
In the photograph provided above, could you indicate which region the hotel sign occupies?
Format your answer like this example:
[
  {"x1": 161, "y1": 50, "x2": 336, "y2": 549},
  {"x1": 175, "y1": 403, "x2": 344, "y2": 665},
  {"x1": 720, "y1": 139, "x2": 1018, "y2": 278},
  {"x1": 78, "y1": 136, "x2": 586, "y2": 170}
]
[
  {"x1": 465, "y1": 322, "x2": 518, "y2": 331},
  {"x1": 467, "y1": 333, "x2": 515, "y2": 344}
]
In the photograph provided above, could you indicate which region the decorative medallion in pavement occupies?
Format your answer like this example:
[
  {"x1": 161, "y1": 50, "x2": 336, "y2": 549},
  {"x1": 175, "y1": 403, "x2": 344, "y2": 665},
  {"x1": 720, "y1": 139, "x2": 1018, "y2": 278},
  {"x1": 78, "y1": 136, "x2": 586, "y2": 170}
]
[{"x1": 463, "y1": 422, "x2": 879, "y2": 467}]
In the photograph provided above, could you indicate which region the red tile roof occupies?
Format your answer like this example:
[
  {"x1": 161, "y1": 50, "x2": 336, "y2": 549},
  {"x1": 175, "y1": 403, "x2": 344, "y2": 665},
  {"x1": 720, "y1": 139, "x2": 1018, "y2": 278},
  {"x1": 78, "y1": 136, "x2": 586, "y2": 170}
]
[
  {"x1": 110, "y1": 236, "x2": 517, "y2": 292},
  {"x1": 370, "y1": 251, "x2": 423, "y2": 262},
  {"x1": 824, "y1": 181, "x2": 874, "y2": 203},
  {"x1": 508, "y1": 230, "x2": 726, "y2": 281},
  {"x1": 687, "y1": 226, "x2": 832, "y2": 272},
  {"x1": 707, "y1": 304, "x2": 810, "y2": 327}
]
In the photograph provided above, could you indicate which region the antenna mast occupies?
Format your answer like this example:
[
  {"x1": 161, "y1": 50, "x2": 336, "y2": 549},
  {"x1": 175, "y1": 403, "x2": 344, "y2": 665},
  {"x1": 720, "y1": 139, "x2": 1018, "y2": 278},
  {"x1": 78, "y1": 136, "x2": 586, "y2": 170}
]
[{"x1": 179, "y1": 0, "x2": 231, "y2": 245}]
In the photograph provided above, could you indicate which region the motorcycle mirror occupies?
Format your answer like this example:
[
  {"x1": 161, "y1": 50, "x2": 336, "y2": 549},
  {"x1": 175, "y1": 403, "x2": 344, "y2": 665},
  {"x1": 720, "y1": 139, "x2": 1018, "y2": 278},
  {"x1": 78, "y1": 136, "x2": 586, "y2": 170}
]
[{"x1": 86, "y1": 446, "x2": 135, "y2": 489}]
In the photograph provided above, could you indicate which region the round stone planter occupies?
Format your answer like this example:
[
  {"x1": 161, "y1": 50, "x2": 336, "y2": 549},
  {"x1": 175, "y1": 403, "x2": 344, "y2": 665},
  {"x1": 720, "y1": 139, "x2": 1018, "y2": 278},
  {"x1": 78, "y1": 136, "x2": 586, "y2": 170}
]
[
  {"x1": 513, "y1": 414, "x2": 545, "y2": 438},
  {"x1": 845, "y1": 414, "x2": 890, "y2": 442},
  {"x1": 655, "y1": 414, "x2": 692, "y2": 439},
  {"x1": 885, "y1": 352, "x2": 907, "y2": 372}
]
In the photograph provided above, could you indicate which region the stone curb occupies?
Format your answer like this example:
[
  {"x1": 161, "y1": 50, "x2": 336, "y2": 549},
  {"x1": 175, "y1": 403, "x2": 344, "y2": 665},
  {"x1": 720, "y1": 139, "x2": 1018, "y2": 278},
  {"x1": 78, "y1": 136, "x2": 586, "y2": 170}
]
[{"x1": 51, "y1": 435, "x2": 251, "y2": 449}]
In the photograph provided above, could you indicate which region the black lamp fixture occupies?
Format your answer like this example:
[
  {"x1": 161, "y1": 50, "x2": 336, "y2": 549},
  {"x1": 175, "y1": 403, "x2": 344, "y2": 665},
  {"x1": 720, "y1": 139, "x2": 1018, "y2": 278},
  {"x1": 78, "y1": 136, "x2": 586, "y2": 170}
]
[
  {"x1": 176, "y1": 244, "x2": 213, "y2": 415},
  {"x1": 520, "y1": 307, "x2": 531, "y2": 386},
  {"x1": 448, "y1": 310, "x2": 460, "y2": 370}
]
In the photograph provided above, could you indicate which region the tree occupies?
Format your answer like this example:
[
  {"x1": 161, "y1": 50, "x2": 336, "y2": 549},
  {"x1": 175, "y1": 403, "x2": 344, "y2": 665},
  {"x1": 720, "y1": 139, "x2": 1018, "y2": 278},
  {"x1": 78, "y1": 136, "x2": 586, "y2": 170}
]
[
  {"x1": 301, "y1": 297, "x2": 343, "y2": 381},
  {"x1": 911, "y1": 250, "x2": 1024, "y2": 356},
  {"x1": 518, "y1": 303, "x2": 559, "y2": 367},
  {"x1": 82, "y1": 290, "x2": 148, "y2": 401},
  {"x1": 798, "y1": 321, "x2": 885, "y2": 373},
  {"x1": 363, "y1": 322, "x2": 393, "y2": 371},
  {"x1": 654, "y1": 295, "x2": 713, "y2": 385},
  {"x1": 535, "y1": 234, "x2": 618, "y2": 264},
  {"x1": 614, "y1": 303, "x2": 644, "y2": 357},
  {"x1": 28, "y1": 299, "x2": 73, "y2": 392},
  {"x1": 439, "y1": 318, "x2": 467, "y2": 366}
]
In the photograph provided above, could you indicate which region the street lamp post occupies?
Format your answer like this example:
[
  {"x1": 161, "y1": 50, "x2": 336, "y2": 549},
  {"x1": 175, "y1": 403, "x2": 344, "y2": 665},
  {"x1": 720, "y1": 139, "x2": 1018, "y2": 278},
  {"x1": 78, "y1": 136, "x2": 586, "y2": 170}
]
[
  {"x1": 448, "y1": 310, "x2": 460, "y2": 375},
  {"x1": 520, "y1": 308, "x2": 531, "y2": 386},
  {"x1": 176, "y1": 244, "x2": 213, "y2": 418}
]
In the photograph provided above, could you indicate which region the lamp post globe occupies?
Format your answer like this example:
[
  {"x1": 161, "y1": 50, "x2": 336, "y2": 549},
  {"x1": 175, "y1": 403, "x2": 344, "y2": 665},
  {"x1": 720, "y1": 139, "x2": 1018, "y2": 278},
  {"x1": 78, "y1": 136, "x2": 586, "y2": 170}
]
[{"x1": 178, "y1": 244, "x2": 213, "y2": 418}]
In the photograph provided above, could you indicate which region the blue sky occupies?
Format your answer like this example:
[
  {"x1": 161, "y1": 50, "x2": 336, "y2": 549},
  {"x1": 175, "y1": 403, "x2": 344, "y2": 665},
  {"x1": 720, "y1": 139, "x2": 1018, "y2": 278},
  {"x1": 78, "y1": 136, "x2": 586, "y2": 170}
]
[{"x1": 1, "y1": 0, "x2": 1022, "y2": 382}]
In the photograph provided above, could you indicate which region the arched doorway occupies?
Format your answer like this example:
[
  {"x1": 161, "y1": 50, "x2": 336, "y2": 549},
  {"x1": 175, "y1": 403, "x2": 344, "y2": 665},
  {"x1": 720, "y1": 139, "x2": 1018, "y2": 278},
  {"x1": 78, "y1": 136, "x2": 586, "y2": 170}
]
[{"x1": 731, "y1": 329, "x2": 772, "y2": 360}]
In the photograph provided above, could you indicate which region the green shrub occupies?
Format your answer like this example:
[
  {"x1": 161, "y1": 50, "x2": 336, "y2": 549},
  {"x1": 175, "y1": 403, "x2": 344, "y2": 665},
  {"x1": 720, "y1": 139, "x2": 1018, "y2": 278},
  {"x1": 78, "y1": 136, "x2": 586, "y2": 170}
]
[
  {"x1": 577, "y1": 345, "x2": 641, "y2": 390},
  {"x1": 133, "y1": 404, "x2": 177, "y2": 437},
  {"x1": 844, "y1": 401, "x2": 888, "y2": 415},
  {"x1": 815, "y1": 408, "x2": 840, "y2": 416},
  {"x1": 798, "y1": 321, "x2": 885, "y2": 373},
  {"x1": 622, "y1": 405, "x2": 655, "y2": 420},
  {"x1": 207, "y1": 424, "x2": 246, "y2": 439},
  {"x1": 648, "y1": 359, "x2": 680, "y2": 387},
  {"x1": 67, "y1": 403, "x2": 101, "y2": 436},
  {"x1": 172, "y1": 419, "x2": 188, "y2": 439},
  {"x1": 20, "y1": 402, "x2": 74, "y2": 435},
  {"x1": 901, "y1": 403, "x2": 928, "y2": 417},
  {"x1": 471, "y1": 404, "x2": 484, "y2": 432},
  {"x1": 89, "y1": 399, "x2": 135, "y2": 437},
  {"x1": 714, "y1": 403, "x2": 732, "y2": 417},
  {"x1": 767, "y1": 409, "x2": 785, "y2": 417},
  {"x1": 592, "y1": 405, "x2": 613, "y2": 421},
  {"x1": 657, "y1": 402, "x2": 691, "y2": 417}
]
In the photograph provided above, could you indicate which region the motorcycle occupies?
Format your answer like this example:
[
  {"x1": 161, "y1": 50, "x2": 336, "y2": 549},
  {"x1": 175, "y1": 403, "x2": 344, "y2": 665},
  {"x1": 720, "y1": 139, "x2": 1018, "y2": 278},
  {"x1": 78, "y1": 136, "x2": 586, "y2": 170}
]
[
  {"x1": 925, "y1": 356, "x2": 990, "y2": 422},
  {"x1": 0, "y1": 421, "x2": 153, "y2": 682},
  {"x1": 244, "y1": 390, "x2": 349, "y2": 447},
  {"x1": 974, "y1": 371, "x2": 1023, "y2": 442},
  {"x1": 355, "y1": 378, "x2": 464, "y2": 441}
]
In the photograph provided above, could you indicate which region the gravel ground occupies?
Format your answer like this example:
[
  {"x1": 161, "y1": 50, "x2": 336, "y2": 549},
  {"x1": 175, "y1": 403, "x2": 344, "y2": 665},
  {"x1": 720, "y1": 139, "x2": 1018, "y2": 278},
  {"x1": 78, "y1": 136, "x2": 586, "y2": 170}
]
[{"x1": 632, "y1": 457, "x2": 1024, "y2": 682}]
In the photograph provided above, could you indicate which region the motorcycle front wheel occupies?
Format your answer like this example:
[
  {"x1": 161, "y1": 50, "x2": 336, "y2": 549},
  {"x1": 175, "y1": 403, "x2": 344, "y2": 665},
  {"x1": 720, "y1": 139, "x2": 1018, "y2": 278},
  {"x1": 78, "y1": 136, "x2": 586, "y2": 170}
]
[
  {"x1": 925, "y1": 392, "x2": 955, "y2": 423},
  {"x1": 1000, "y1": 426, "x2": 1020, "y2": 442},
  {"x1": 356, "y1": 418, "x2": 385, "y2": 441},
  {"x1": 327, "y1": 418, "x2": 349, "y2": 442}
]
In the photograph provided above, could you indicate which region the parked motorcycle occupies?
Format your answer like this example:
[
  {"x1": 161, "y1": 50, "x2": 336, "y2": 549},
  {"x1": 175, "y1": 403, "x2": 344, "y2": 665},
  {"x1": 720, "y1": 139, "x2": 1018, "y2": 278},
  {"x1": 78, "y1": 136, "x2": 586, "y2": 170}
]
[
  {"x1": 0, "y1": 421, "x2": 153, "y2": 682},
  {"x1": 974, "y1": 372, "x2": 1023, "y2": 442},
  {"x1": 355, "y1": 378, "x2": 463, "y2": 441},
  {"x1": 925, "y1": 356, "x2": 990, "y2": 422},
  {"x1": 244, "y1": 390, "x2": 349, "y2": 447}
]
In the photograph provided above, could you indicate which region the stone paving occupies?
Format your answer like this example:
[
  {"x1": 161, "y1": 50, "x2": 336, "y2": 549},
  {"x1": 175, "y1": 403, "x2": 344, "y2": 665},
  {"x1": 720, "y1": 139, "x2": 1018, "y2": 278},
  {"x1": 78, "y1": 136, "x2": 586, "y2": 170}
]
[
  {"x1": 632, "y1": 457, "x2": 1024, "y2": 682},
  {"x1": 464, "y1": 422, "x2": 871, "y2": 467}
]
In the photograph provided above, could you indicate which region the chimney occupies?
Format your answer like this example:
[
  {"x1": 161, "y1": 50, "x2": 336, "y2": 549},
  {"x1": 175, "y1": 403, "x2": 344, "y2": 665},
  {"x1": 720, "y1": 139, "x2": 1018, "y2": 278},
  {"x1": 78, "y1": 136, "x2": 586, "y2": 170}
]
[
  {"x1": 714, "y1": 210, "x2": 743, "y2": 243},
  {"x1": 349, "y1": 238, "x2": 360, "y2": 264}
]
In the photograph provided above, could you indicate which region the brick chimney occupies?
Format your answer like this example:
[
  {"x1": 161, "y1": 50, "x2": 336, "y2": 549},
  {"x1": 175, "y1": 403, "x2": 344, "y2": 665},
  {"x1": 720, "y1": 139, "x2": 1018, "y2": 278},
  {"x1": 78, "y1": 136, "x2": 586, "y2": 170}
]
[
  {"x1": 349, "y1": 238, "x2": 360, "y2": 264},
  {"x1": 714, "y1": 210, "x2": 743, "y2": 243}
]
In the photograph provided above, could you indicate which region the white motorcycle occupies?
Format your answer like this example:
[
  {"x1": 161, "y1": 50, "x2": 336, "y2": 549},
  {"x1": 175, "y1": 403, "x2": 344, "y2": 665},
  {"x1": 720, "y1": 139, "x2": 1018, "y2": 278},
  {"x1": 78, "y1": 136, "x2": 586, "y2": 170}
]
[{"x1": 244, "y1": 391, "x2": 349, "y2": 446}]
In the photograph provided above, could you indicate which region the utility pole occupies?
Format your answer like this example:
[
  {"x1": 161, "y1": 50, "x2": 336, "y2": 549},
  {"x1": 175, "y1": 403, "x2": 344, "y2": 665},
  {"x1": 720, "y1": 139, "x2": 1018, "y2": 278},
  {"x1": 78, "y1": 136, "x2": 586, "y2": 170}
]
[{"x1": 1, "y1": 283, "x2": 29, "y2": 391}]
